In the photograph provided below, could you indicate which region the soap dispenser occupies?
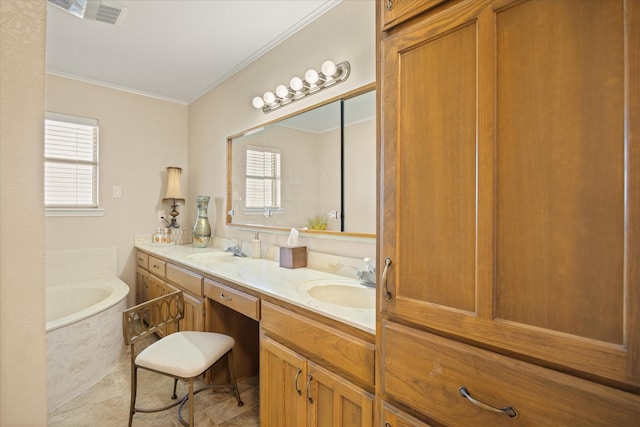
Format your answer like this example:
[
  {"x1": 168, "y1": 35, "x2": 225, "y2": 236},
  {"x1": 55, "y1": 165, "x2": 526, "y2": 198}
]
[{"x1": 251, "y1": 233, "x2": 261, "y2": 259}]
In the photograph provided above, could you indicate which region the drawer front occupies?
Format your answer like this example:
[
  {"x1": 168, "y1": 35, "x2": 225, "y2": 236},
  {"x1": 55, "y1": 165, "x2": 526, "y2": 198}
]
[
  {"x1": 166, "y1": 263, "x2": 203, "y2": 297},
  {"x1": 148, "y1": 256, "x2": 166, "y2": 277},
  {"x1": 204, "y1": 278, "x2": 260, "y2": 321},
  {"x1": 261, "y1": 301, "x2": 374, "y2": 388},
  {"x1": 136, "y1": 251, "x2": 148, "y2": 269},
  {"x1": 382, "y1": 321, "x2": 640, "y2": 426},
  {"x1": 382, "y1": 0, "x2": 447, "y2": 31},
  {"x1": 382, "y1": 401, "x2": 433, "y2": 427}
]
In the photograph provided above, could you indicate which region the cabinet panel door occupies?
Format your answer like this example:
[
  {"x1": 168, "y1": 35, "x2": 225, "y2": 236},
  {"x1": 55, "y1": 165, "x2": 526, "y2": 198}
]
[
  {"x1": 135, "y1": 267, "x2": 148, "y2": 305},
  {"x1": 260, "y1": 334, "x2": 307, "y2": 427},
  {"x1": 380, "y1": 0, "x2": 640, "y2": 386},
  {"x1": 146, "y1": 274, "x2": 167, "y2": 337},
  {"x1": 166, "y1": 283, "x2": 204, "y2": 332},
  {"x1": 307, "y1": 361, "x2": 373, "y2": 427}
]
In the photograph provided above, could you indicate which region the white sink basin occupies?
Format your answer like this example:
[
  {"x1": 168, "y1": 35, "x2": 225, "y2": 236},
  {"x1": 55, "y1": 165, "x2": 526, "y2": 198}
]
[
  {"x1": 186, "y1": 252, "x2": 235, "y2": 264},
  {"x1": 300, "y1": 280, "x2": 375, "y2": 309}
]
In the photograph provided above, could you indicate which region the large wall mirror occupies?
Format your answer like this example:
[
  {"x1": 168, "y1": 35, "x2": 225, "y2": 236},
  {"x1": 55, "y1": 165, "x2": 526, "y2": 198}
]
[{"x1": 227, "y1": 84, "x2": 376, "y2": 238}]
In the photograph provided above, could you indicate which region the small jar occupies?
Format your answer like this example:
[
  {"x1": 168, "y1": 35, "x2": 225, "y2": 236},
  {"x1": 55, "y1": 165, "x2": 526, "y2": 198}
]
[
  {"x1": 160, "y1": 228, "x2": 168, "y2": 244},
  {"x1": 153, "y1": 228, "x2": 162, "y2": 244}
]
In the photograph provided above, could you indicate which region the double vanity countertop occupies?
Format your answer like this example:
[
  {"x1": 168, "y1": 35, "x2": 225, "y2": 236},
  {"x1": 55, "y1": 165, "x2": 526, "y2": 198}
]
[{"x1": 135, "y1": 239, "x2": 376, "y2": 335}]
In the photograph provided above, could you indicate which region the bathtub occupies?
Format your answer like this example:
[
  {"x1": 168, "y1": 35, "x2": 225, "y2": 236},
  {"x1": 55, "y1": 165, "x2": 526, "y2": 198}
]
[{"x1": 46, "y1": 277, "x2": 130, "y2": 411}]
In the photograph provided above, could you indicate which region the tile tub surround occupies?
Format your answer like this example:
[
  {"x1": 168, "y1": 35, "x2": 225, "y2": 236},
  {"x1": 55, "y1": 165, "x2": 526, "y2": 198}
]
[
  {"x1": 46, "y1": 247, "x2": 129, "y2": 411},
  {"x1": 135, "y1": 237, "x2": 375, "y2": 334},
  {"x1": 47, "y1": 296, "x2": 128, "y2": 411}
]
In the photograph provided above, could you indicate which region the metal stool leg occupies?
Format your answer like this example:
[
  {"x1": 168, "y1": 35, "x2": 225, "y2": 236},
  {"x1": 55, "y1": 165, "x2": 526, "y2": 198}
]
[{"x1": 227, "y1": 350, "x2": 243, "y2": 407}]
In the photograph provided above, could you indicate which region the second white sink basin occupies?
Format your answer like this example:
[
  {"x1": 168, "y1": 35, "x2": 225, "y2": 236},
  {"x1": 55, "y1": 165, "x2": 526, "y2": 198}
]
[
  {"x1": 186, "y1": 252, "x2": 235, "y2": 264},
  {"x1": 300, "y1": 280, "x2": 375, "y2": 309}
]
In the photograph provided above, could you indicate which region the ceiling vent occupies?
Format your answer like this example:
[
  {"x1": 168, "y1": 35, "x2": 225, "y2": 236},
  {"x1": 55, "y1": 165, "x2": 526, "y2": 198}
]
[{"x1": 48, "y1": 0, "x2": 125, "y2": 25}]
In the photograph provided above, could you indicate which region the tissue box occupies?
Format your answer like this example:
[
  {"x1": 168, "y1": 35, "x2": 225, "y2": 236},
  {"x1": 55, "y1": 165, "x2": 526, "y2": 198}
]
[{"x1": 279, "y1": 246, "x2": 307, "y2": 269}]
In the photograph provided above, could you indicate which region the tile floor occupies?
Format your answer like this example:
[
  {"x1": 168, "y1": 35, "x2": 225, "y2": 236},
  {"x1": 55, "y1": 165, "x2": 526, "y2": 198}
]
[{"x1": 48, "y1": 342, "x2": 260, "y2": 427}]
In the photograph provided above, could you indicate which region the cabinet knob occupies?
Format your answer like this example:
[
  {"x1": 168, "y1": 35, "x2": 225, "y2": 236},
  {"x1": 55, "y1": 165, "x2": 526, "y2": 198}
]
[
  {"x1": 459, "y1": 387, "x2": 518, "y2": 418},
  {"x1": 386, "y1": 0, "x2": 394, "y2": 11},
  {"x1": 219, "y1": 293, "x2": 232, "y2": 301},
  {"x1": 383, "y1": 257, "x2": 393, "y2": 301}
]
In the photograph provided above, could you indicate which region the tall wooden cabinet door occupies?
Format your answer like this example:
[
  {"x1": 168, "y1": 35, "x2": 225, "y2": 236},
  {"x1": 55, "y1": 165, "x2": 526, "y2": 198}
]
[
  {"x1": 380, "y1": 0, "x2": 486, "y2": 337},
  {"x1": 307, "y1": 361, "x2": 373, "y2": 427},
  {"x1": 380, "y1": 0, "x2": 640, "y2": 387},
  {"x1": 260, "y1": 335, "x2": 307, "y2": 427}
]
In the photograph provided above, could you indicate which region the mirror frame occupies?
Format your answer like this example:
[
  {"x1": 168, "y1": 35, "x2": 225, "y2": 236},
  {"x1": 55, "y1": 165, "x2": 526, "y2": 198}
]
[{"x1": 226, "y1": 82, "x2": 376, "y2": 241}]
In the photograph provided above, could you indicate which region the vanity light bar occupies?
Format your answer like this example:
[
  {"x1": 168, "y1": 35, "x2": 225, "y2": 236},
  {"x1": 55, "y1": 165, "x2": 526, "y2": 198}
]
[{"x1": 252, "y1": 60, "x2": 351, "y2": 113}]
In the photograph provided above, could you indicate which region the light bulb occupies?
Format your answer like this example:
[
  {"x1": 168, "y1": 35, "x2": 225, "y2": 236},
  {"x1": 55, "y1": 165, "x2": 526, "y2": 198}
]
[
  {"x1": 321, "y1": 60, "x2": 337, "y2": 77},
  {"x1": 305, "y1": 69, "x2": 319, "y2": 84},
  {"x1": 276, "y1": 85, "x2": 289, "y2": 99},
  {"x1": 263, "y1": 91, "x2": 276, "y2": 104},
  {"x1": 290, "y1": 76, "x2": 303, "y2": 91},
  {"x1": 252, "y1": 96, "x2": 265, "y2": 109}
]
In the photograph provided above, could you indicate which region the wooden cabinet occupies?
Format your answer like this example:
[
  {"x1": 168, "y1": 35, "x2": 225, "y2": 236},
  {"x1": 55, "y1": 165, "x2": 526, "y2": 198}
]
[
  {"x1": 260, "y1": 301, "x2": 374, "y2": 427},
  {"x1": 135, "y1": 250, "x2": 205, "y2": 335},
  {"x1": 381, "y1": 402, "x2": 432, "y2": 427},
  {"x1": 381, "y1": 0, "x2": 446, "y2": 30},
  {"x1": 166, "y1": 282, "x2": 204, "y2": 333},
  {"x1": 260, "y1": 335, "x2": 307, "y2": 426},
  {"x1": 378, "y1": 0, "x2": 640, "y2": 424},
  {"x1": 205, "y1": 278, "x2": 260, "y2": 383},
  {"x1": 306, "y1": 361, "x2": 373, "y2": 427},
  {"x1": 135, "y1": 266, "x2": 148, "y2": 304}
]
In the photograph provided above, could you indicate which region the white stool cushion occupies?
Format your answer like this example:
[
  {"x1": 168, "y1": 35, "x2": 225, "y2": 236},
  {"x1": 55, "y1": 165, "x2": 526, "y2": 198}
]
[{"x1": 135, "y1": 331, "x2": 235, "y2": 378}]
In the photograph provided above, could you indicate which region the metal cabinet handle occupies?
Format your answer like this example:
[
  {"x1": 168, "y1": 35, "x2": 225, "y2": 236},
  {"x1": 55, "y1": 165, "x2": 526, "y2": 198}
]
[
  {"x1": 382, "y1": 257, "x2": 393, "y2": 301},
  {"x1": 294, "y1": 368, "x2": 302, "y2": 395},
  {"x1": 458, "y1": 387, "x2": 518, "y2": 418},
  {"x1": 219, "y1": 293, "x2": 232, "y2": 301},
  {"x1": 386, "y1": 0, "x2": 394, "y2": 11},
  {"x1": 305, "y1": 374, "x2": 313, "y2": 403}
]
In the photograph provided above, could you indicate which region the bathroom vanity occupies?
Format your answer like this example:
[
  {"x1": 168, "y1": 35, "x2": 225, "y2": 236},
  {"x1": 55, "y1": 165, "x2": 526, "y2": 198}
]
[{"x1": 134, "y1": 241, "x2": 375, "y2": 426}]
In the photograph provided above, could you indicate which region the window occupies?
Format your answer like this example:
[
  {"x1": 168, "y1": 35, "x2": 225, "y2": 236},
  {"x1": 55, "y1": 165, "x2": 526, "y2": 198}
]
[
  {"x1": 245, "y1": 146, "x2": 281, "y2": 212},
  {"x1": 45, "y1": 112, "x2": 102, "y2": 216}
]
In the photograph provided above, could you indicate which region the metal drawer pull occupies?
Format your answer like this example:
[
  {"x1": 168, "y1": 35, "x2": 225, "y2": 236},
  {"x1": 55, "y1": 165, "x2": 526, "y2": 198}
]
[
  {"x1": 306, "y1": 374, "x2": 314, "y2": 403},
  {"x1": 294, "y1": 368, "x2": 302, "y2": 395},
  {"x1": 382, "y1": 257, "x2": 393, "y2": 301},
  {"x1": 386, "y1": 0, "x2": 394, "y2": 11},
  {"x1": 219, "y1": 293, "x2": 232, "y2": 301},
  {"x1": 458, "y1": 387, "x2": 518, "y2": 418}
]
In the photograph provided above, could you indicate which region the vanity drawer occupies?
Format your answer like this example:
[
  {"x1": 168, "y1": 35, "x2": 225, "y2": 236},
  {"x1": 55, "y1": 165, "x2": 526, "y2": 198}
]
[
  {"x1": 204, "y1": 279, "x2": 259, "y2": 321},
  {"x1": 167, "y1": 263, "x2": 203, "y2": 297},
  {"x1": 148, "y1": 256, "x2": 166, "y2": 277},
  {"x1": 261, "y1": 301, "x2": 374, "y2": 388},
  {"x1": 382, "y1": 321, "x2": 640, "y2": 426},
  {"x1": 136, "y1": 251, "x2": 148, "y2": 269}
]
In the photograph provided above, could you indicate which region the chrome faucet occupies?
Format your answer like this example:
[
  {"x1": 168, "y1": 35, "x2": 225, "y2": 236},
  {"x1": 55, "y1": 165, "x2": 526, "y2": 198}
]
[
  {"x1": 224, "y1": 240, "x2": 247, "y2": 257},
  {"x1": 356, "y1": 257, "x2": 376, "y2": 288}
]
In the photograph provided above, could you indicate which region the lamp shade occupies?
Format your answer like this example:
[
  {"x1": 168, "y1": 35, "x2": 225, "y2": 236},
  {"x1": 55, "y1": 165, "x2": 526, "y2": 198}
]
[{"x1": 163, "y1": 167, "x2": 184, "y2": 201}]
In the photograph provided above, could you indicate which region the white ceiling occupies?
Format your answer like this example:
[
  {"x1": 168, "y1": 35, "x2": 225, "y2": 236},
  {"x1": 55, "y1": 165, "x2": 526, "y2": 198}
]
[{"x1": 46, "y1": 0, "x2": 340, "y2": 104}]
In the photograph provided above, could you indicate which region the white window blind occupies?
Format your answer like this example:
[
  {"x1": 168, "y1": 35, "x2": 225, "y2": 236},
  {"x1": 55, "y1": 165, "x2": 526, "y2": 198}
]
[
  {"x1": 246, "y1": 146, "x2": 281, "y2": 209},
  {"x1": 45, "y1": 113, "x2": 99, "y2": 208}
]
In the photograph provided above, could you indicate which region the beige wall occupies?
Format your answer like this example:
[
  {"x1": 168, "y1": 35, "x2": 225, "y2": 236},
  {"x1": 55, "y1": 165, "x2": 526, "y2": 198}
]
[
  {"x1": 188, "y1": 0, "x2": 377, "y2": 258},
  {"x1": 0, "y1": 0, "x2": 48, "y2": 424},
  {"x1": 45, "y1": 75, "x2": 188, "y2": 302}
]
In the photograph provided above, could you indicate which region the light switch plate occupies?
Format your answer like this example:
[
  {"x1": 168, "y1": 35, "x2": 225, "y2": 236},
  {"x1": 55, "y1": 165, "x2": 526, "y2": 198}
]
[{"x1": 112, "y1": 185, "x2": 122, "y2": 198}]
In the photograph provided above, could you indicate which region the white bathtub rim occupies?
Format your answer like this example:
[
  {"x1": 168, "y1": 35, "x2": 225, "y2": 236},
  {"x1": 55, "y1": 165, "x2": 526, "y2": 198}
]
[{"x1": 46, "y1": 277, "x2": 130, "y2": 332}]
